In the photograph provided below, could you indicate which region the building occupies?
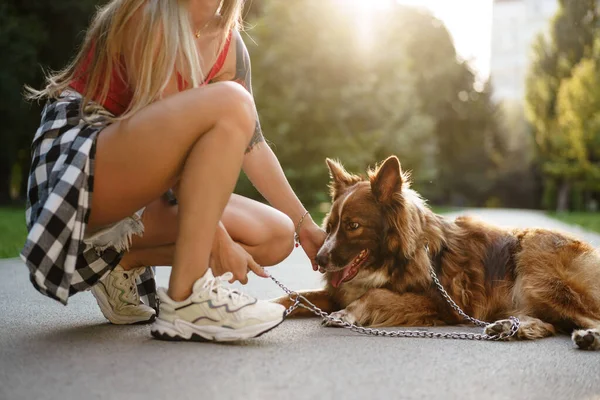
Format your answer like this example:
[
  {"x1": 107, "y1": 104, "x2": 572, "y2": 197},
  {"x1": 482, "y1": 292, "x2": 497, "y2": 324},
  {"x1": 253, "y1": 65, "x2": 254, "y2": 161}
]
[{"x1": 490, "y1": 0, "x2": 558, "y2": 102}]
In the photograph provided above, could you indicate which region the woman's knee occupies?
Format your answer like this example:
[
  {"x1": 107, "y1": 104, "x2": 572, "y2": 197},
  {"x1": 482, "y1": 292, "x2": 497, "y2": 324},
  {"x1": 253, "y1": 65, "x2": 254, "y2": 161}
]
[
  {"x1": 263, "y1": 216, "x2": 295, "y2": 266},
  {"x1": 209, "y1": 82, "x2": 256, "y2": 142}
]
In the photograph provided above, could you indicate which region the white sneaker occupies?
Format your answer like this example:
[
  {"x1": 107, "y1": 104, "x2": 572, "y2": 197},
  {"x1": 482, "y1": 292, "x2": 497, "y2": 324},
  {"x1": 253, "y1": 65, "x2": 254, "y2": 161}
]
[
  {"x1": 91, "y1": 265, "x2": 157, "y2": 325},
  {"x1": 150, "y1": 270, "x2": 285, "y2": 342}
]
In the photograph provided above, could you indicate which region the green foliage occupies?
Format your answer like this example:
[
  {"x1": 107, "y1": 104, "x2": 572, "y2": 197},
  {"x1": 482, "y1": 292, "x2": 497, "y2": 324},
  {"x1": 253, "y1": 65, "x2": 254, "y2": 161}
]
[
  {"x1": 556, "y1": 56, "x2": 600, "y2": 188},
  {"x1": 241, "y1": 1, "x2": 506, "y2": 208},
  {"x1": 0, "y1": 207, "x2": 27, "y2": 258},
  {"x1": 239, "y1": 1, "x2": 434, "y2": 206},
  {"x1": 548, "y1": 211, "x2": 600, "y2": 234},
  {"x1": 525, "y1": 0, "x2": 600, "y2": 211},
  {"x1": 493, "y1": 100, "x2": 539, "y2": 208},
  {"x1": 397, "y1": 9, "x2": 508, "y2": 205},
  {"x1": 0, "y1": 1, "x2": 102, "y2": 203}
]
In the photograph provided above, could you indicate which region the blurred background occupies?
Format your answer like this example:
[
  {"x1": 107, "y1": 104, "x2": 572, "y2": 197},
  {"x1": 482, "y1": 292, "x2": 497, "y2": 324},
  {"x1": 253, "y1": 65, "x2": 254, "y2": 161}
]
[{"x1": 1, "y1": 0, "x2": 599, "y2": 257}]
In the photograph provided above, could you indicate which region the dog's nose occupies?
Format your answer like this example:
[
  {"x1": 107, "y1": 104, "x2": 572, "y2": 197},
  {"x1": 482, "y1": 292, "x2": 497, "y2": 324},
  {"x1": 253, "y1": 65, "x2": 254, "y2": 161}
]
[{"x1": 315, "y1": 251, "x2": 329, "y2": 268}]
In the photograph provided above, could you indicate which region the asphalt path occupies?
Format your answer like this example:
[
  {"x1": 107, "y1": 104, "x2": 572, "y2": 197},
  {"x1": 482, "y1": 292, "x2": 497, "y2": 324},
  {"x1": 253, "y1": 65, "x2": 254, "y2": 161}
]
[{"x1": 1, "y1": 208, "x2": 599, "y2": 400}]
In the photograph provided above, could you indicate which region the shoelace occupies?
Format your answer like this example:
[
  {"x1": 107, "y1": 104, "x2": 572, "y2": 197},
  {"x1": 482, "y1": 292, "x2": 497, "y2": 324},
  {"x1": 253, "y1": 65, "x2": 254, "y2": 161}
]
[
  {"x1": 203, "y1": 272, "x2": 254, "y2": 306},
  {"x1": 118, "y1": 269, "x2": 142, "y2": 304}
]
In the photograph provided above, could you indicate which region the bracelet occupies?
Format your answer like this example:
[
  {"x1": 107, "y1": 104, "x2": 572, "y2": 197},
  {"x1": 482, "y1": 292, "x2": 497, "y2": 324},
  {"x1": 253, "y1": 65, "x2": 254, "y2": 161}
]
[{"x1": 294, "y1": 211, "x2": 310, "y2": 248}]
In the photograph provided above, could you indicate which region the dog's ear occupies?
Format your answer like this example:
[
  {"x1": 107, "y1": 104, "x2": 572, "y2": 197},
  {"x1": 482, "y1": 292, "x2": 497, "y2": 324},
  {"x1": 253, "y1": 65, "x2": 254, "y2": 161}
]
[
  {"x1": 370, "y1": 156, "x2": 404, "y2": 204},
  {"x1": 326, "y1": 158, "x2": 359, "y2": 199}
]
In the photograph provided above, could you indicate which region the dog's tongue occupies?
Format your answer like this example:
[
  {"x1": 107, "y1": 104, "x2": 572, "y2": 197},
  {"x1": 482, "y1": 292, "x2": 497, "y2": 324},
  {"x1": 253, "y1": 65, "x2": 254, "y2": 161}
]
[{"x1": 330, "y1": 265, "x2": 352, "y2": 288}]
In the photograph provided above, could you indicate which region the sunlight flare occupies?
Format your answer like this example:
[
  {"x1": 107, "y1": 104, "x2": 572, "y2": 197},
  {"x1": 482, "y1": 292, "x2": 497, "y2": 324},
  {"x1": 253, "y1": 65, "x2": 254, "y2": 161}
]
[{"x1": 336, "y1": 0, "x2": 395, "y2": 51}]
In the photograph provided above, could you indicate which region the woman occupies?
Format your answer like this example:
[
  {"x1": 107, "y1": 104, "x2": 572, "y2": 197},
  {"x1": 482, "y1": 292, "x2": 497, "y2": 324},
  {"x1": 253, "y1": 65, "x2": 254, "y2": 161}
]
[{"x1": 22, "y1": 0, "x2": 325, "y2": 342}]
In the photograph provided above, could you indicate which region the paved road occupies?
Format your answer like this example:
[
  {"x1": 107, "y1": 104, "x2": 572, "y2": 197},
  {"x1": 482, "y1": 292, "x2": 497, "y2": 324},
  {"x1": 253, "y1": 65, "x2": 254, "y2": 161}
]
[{"x1": 1, "y1": 208, "x2": 599, "y2": 400}]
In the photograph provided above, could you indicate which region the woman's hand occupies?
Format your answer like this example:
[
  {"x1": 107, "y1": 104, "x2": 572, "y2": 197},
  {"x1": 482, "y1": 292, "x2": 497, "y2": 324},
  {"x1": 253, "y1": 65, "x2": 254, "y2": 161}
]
[
  {"x1": 298, "y1": 216, "x2": 327, "y2": 271},
  {"x1": 210, "y1": 223, "x2": 269, "y2": 284}
]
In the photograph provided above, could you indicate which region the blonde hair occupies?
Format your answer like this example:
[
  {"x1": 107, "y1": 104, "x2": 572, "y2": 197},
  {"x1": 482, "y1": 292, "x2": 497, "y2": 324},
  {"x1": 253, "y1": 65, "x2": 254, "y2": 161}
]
[{"x1": 26, "y1": 0, "x2": 244, "y2": 122}]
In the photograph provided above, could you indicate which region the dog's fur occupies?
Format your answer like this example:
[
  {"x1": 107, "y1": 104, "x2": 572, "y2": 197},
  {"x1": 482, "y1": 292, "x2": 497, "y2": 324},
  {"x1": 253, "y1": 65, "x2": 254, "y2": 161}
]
[{"x1": 273, "y1": 156, "x2": 600, "y2": 350}]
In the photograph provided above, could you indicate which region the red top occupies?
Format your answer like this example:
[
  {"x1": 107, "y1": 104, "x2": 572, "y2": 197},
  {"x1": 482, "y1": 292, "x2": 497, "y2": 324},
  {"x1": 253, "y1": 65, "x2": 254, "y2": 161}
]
[{"x1": 70, "y1": 33, "x2": 232, "y2": 116}]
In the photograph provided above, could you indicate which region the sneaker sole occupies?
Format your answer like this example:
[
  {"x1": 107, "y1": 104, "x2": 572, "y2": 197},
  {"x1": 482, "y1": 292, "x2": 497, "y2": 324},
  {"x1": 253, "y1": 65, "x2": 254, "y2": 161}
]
[
  {"x1": 150, "y1": 314, "x2": 285, "y2": 342},
  {"x1": 90, "y1": 284, "x2": 156, "y2": 325}
]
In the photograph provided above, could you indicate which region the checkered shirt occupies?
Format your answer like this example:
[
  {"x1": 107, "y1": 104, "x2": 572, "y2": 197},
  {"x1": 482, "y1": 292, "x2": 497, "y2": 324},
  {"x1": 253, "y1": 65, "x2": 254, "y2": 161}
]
[{"x1": 20, "y1": 91, "x2": 158, "y2": 311}]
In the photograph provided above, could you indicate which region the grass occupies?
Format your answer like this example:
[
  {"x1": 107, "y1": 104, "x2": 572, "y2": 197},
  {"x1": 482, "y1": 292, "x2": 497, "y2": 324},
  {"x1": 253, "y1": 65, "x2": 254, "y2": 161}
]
[
  {"x1": 548, "y1": 211, "x2": 600, "y2": 234},
  {"x1": 0, "y1": 207, "x2": 27, "y2": 259}
]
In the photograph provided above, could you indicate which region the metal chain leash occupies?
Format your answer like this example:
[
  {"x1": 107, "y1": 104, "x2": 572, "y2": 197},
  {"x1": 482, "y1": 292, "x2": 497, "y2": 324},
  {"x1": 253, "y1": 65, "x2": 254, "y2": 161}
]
[{"x1": 269, "y1": 246, "x2": 520, "y2": 341}]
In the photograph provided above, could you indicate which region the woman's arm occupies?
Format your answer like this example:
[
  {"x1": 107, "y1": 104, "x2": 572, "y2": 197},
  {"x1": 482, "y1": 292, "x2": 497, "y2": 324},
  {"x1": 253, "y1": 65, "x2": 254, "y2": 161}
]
[
  {"x1": 230, "y1": 30, "x2": 325, "y2": 269},
  {"x1": 231, "y1": 30, "x2": 309, "y2": 227}
]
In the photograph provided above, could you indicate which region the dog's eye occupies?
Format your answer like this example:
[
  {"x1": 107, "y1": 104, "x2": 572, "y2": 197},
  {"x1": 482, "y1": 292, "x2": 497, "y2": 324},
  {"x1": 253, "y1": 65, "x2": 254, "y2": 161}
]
[{"x1": 348, "y1": 222, "x2": 360, "y2": 230}]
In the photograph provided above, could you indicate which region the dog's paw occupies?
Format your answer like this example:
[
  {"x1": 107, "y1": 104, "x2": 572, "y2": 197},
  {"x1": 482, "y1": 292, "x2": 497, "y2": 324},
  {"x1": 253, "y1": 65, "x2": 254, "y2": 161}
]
[
  {"x1": 484, "y1": 319, "x2": 516, "y2": 338},
  {"x1": 572, "y1": 329, "x2": 600, "y2": 350},
  {"x1": 321, "y1": 309, "x2": 358, "y2": 328}
]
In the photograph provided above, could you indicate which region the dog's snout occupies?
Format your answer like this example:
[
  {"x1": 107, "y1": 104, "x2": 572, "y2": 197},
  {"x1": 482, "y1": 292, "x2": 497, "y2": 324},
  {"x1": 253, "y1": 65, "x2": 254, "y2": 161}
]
[{"x1": 316, "y1": 250, "x2": 329, "y2": 267}]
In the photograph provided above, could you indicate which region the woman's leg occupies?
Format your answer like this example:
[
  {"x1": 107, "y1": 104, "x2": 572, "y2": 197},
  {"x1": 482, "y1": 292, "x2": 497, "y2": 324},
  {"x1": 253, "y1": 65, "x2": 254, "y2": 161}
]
[
  {"x1": 221, "y1": 194, "x2": 295, "y2": 266},
  {"x1": 89, "y1": 82, "x2": 256, "y2": 301},
  {"x1": 120, "y1": 244, "x2": 175, "y2": 271},
  {"x1": 124, "y1": 193, "x2": 295, "y2": 269}
]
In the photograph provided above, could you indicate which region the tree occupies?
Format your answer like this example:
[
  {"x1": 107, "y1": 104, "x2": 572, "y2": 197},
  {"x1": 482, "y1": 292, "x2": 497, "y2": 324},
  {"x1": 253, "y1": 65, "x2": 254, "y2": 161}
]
[
  {"x1": 493, "y1": 100, "x2": 540, "y2": 209},
  {"x1": 525, "y1": 0, "x2": 599, "y2": 211},
  {"x1": 395, "y1": 8, "x2": 507, "y2": 206},
  {"x1": 556, "y1": 52, "x2": 600, "y2": 207},
  {"x1": 240, "y1": 1, "x2": 506, "y2": 208},
  {"x1": 0, "y1": 0, "x2": 102, "y2": 203},
  {"x1": 240, "y1": 1, "x2": 435, "y2": 207}
]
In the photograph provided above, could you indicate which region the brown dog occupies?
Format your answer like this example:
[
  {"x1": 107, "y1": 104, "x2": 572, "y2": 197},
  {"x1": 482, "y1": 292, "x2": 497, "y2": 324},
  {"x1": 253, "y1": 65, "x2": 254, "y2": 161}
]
[{"x1": 274, "y1": 156, "x2": 600, "y2": 350}]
